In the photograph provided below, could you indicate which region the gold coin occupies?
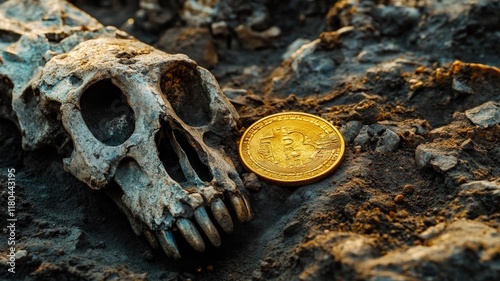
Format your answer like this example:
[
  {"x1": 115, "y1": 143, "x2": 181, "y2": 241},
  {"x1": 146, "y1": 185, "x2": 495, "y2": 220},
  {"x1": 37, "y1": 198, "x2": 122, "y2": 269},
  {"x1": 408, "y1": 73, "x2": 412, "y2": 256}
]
[{"x1": 239, "y1": 112, "x2": 345, "y2": 186}]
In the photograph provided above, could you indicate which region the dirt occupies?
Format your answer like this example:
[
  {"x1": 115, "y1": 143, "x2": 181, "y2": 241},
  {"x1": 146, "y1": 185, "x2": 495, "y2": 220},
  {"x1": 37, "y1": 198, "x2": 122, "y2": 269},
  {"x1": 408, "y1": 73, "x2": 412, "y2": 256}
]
[{"x1": 1, "y1": 0, "x2": 499, "y2": 280}]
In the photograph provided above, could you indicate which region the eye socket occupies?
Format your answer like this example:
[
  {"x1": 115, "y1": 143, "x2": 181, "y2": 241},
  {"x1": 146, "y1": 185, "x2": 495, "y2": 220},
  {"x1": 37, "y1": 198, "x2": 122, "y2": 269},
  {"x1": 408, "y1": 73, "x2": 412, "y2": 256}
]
[
  {"x1": 160, "y1": 64, "x2": 212, "y2": 127},
  {"x1": 80, "y1": 79, "x2": 135, "y2": 146}
]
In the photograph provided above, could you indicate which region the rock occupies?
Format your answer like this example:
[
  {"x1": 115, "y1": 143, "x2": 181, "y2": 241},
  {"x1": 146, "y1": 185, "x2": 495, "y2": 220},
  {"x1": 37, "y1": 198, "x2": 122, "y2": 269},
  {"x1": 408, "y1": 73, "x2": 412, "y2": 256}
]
[
  {"x1": 15, "y1": 250, "x2": 28, "y2": 262},
  {"x1": 180, "y1": 0, "x2": 218, "y2": 27},
  {"x1": 246, "y1": 4, "x2": 269, "y2": 31},
  {"x1": 319, "y1": 26, "x2": 355, "y2": 49},
  {"x1": 418, "y1": 223, "x2": 446, "y2": 240},
  {"x1": 357, "y1": 43, "x2": 401, "y2": 63},
  {"x1": 296, "y1": 232, "x2": 379, "y2": 280},
  {"x1": 373, "y1": 6, "x2": 420, "y2": 36},
  {"x1": 430, "y1": 155, "x2": 458, "y2": 173},
  {"x1": 234, "y1": 25, "x2": 281, "y2": 50},
  {"x1": 353, "y1": 125, "x2": 373, "y2": 147},
  {"x1": 415, "y1": 145, "x2": 457, "y2": 172},
  {"x1": 465, "y1": 101, "x2": 500, "y2": 128},
  {"x1": 135, "y1": 0, "x2": 177, "y2": 30},
  {"x1": 223, "y1": 88, "x2": 249, "y2": 105},
  {"x1": 452, "y1": 76, "x2": 474, "y2": 94},
  {"x1": 394, "y1": 194, "x2": 404, "y2": 204},
  {"x1": 282, "y1": 38, "x2": 311, "y2": 60},
  {"x1": 211, "y1": 21, "x2": 230, "y2": 36},
  {"x1": 243, "y1": 172, "x2": 261, "y2": 191},
  {"x1": 451, "y1": 180, "x2": 500, "y2": 218},
  {"x1": 375, "y1": 128, "x2": 400, "y2": 153},
  {"x1": 362, "y1": 220, "x2": 500, "y2": 280},
  {"x1": 155, "y1": 27, "x2": 218, "y2": 69},
  {"x1": 340, "y1": 121, "x2": 363, "y2": 143}
]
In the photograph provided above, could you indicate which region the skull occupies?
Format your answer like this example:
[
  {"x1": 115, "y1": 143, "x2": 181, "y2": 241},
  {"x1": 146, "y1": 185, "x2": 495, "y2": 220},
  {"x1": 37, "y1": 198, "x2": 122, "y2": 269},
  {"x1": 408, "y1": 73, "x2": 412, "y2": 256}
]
[{"x1": 0, "y1": 0, "x2": 252, "y2": 259}]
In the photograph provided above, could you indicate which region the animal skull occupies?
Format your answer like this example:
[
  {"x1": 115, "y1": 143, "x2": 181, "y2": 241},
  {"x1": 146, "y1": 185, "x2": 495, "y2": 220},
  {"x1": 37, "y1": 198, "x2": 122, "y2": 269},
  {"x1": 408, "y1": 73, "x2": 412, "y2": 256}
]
[{"x1": 0, "y1": 0, "x2": 252, "y2": 259}]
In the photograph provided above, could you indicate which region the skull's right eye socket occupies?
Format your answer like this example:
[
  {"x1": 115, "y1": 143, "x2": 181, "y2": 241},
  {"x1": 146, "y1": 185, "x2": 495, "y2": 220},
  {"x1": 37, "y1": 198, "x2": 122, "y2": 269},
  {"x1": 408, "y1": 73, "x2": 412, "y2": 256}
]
[{"x1": 80, "y1": 79, "x2": 135, "y2": 146}]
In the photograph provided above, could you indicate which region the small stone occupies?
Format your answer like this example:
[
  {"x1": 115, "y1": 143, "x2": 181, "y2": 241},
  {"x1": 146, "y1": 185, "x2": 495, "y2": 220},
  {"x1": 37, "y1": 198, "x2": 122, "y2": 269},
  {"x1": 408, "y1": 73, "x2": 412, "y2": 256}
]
[
  {"x1": 156, "y1": 27, "x2": 218, "y2": 69},
  {"x1": 465, "y1": 101, "x2": 500, "y2": 128},
  {"x1": 354, "y1": 125, "x2": 372, "y2": 147},
  {"x1": 373, "y1": 6, "x2": 420, "y2": 36},
  {"x1": 282, "y1": 38, "x2": 311, "y2": 60},
  {"x1": 234, "y1": 25, "x2": 281, "y2": 50},
  {"x1": 452, "y1": 77, "x2": 474, "y2": 94},
  {"x1": 243, "y1": 173, "x2": 261, "y2": 191},
  {"x1": 375, "y1": 129, "x2": 400, "y2": 153},
  {"x1": 223, "y1": 88, "x2": 249, "y2": 105},
  {"x1": 15, "y1": 250, "x2": 28, "y2": 262},
  {"x1": 415, "y1": 145, "x2": 457, "y2": 173},
  {"x1": 211, "y1": 21, "x2": 229, "y2": 36},
  {"x1": 403, "y1": 184, "x2": 414, "y2": 194},
  {"x1": 430, "y1": 155, "x2": 458, "y2": 173},
  {"x1": 252, "y1": 269, "x2": 263, "y2": 280},
  {"x1": 246, "y1": 4, "x2": 270, "y2": 31},
  {"x1": 460, "y1": 138, "x2": 474, "y2": 150},
  {"x1": 394, "y1": 194, "x2": 404, "y2": 204},
  {"x1": 355, "y1": 145, "x2": 362, "y2": 155},
  {"x1": 340, "y1": 121, "x2": 363, "y2": 143},
  {"x1": 180, "y1": 0, "x2": 217, "y2": 26}
]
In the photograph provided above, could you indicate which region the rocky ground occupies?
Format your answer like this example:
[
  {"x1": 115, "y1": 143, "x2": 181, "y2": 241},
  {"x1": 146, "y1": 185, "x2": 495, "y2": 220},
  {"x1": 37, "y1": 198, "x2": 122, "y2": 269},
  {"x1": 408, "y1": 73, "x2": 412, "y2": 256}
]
[{"x1": 1, "y1": 0, "x2": 499, "y2": 280}]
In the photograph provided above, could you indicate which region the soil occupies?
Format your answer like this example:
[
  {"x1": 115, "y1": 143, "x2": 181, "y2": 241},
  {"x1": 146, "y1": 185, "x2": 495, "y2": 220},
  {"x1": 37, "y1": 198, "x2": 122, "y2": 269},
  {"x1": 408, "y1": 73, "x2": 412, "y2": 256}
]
[{"x1": 1, "y1": 0, "x2": 499, "y2": 280}]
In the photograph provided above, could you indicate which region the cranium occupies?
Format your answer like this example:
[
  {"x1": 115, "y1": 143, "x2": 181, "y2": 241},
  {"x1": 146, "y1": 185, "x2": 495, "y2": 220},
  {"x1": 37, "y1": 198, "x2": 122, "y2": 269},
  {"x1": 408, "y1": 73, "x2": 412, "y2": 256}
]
[{"x1": 0, "y1": 0, "x2": 252, "y2": 259}]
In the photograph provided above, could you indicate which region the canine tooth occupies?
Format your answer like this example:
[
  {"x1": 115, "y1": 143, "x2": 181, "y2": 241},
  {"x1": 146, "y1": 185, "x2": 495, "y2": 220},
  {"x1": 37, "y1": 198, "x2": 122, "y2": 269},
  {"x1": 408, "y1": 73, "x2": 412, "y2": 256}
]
[
  {"x1": 157, "y1": 230, "x2": 181, "y2": 260},
  {"x1": 230, "y1": 194, "x2": 250, "y2": 222},
  {"x1": 195, "y1": 207, "x2": 221, "y2": 247},
  {"x1": 211, "y1": 198, "x2": 234, "y2": 234},
  {"x1": 177, "y1": 218, "x2": 205, "y2": 252}
]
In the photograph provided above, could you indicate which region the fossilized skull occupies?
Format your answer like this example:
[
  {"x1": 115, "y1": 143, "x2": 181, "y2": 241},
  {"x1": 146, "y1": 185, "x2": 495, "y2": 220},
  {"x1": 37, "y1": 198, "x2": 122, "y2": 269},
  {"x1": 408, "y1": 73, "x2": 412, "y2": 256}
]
[{"x1": 0, "y1": 0, "x2": 252, "y2": 259}]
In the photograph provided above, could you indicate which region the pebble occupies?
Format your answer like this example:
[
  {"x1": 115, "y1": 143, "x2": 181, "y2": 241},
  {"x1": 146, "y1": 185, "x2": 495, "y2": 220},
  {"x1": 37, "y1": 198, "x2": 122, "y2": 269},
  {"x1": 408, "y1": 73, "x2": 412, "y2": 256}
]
[
  {"x1": 415, "y1": 145, "x2": 457, "y2": 172},
  {"x1": 155, "y1": 27, "x2": 218, "y2": 69},
  {"x1": 465, "y1": 101, "x2": 500, "y2": 128},
  {"x1": 353, "y1": 125, "x2": 373, "y2": 147},
  {"x1": 373, "y1": 6, "x2": 420, "y2": 36},
  {"x1": 243, "y1": 173, "x2": 262, "y2": 191},
  {"x1": 234, "y1": 25, "x2": 281, "y2": 50},
  {"x1": 223, "y1": 88, "x2": 249, "y2": 105},
  {"x1": 402, "y1": 184, "x2": 414, "y2": 194},
  {"x1": 375, "y1": 129, "x2": 400, "y2": 153},
  {"x1": 394, "y1": 194, "x2": 404, "y2": 204},
  {"x1": 15, "y1": 250, "x2": 28, "y2": 262},
  {"x1": 430, "y1": 155, "x2": 458, "y2": 173},
  {"x1": 211, "y1": 21, "x2": 230, "y2": 36},
  {"x1": 340, "y1": 121, "x2": 363, "y2": 143}
]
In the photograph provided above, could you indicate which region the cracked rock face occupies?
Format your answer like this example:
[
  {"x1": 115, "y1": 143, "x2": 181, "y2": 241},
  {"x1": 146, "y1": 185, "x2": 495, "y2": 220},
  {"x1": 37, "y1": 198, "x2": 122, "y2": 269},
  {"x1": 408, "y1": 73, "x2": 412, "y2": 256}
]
[{"x1": 0, "y1": 0, "x2": 252, "y2": 259}]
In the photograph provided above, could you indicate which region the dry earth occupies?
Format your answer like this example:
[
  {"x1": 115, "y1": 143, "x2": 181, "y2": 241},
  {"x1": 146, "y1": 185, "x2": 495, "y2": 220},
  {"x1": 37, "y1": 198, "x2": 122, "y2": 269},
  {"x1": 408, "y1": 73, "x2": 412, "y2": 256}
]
[{"x1": 0, "y1": 0, "x2": 499, "y2": 280}]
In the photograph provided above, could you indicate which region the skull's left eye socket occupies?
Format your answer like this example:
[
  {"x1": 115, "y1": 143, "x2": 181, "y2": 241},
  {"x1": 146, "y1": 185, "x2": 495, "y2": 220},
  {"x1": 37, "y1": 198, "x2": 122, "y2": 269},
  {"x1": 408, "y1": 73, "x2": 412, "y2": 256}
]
[{"x1": 80, "y1": 79, "x2": 135, "y2": 146}]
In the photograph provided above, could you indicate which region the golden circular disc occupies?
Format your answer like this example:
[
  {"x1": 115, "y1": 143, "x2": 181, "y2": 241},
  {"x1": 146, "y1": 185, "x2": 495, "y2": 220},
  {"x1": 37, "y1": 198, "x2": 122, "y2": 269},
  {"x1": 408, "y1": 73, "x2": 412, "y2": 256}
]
[{"x1": 239, "y1": 112, "x2": 346, "y2": 186}]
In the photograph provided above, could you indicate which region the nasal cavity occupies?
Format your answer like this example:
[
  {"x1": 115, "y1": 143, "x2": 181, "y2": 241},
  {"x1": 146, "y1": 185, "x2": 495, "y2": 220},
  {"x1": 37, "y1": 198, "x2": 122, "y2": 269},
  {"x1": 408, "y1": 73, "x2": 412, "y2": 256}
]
[
  {"x1": 173, "y1": 129, "x2": 213, "y2": 183},
  {"x1": 155, "y1": 119, "x2": 213, "y2": 183},
  {"x1": 160, "y1": 64, "x2": 212, "y2": 127},
  {"x1": 80, "y1": 79, "x2": 135, "y2": 146}
]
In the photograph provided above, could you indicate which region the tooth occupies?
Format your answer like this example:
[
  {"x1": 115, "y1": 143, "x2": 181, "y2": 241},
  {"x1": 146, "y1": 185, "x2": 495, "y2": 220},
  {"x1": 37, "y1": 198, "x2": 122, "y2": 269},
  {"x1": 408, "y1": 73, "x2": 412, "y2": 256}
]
[
  {"x1": 157, "y1": 230, "x2": 181, "y2": 260},
  {"x1": 242, "y1": 193, "x2": 254, "y2": 221},
  {"x1": 195, "y1": 207, "x2": 221, "y2": 247},
  {"x1": 230, "y1": 194, "x2": 250, "y2": 222},
  {"x1": 144, "y1": 229, "x2": 160, "y2": 249},
  {"x1": 177, "y1": 218, "x2": 205, "y2": 252},
  {"x1": 211, "y1": 198, "x2": 234, "y2": 234}
]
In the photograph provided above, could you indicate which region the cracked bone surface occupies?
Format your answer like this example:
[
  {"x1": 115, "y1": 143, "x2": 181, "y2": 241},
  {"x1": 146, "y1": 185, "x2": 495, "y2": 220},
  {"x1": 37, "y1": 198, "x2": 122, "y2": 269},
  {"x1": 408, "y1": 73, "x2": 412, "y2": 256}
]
[{"x1": 0, "y1": 0, "x2": 252, "y2": 259}]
